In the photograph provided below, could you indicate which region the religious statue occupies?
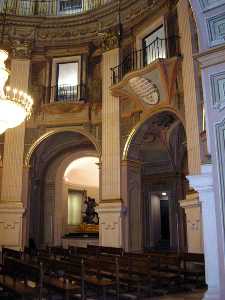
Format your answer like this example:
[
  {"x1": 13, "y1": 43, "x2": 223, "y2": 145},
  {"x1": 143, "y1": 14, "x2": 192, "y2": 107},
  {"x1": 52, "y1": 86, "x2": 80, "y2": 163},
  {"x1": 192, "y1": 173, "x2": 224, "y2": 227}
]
[{"x1": 83, "y1": 197, "x2": 99, "y2": 225}]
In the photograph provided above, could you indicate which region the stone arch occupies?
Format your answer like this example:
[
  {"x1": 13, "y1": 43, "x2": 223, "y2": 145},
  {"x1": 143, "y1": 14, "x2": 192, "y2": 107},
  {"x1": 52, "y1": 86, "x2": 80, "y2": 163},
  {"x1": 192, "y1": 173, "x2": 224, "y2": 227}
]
[
  {"x1": 54, "y1": 150, "x2": 99, "y2": 245},
  {"x1": 123, "y1": 106, "x2": 185, "y2": 161},
  {"x1": 27, "y1": 130, "x2": 100, "y2": 246},
  {"x1": 25, "y1": 127, "x2": 101, "y2": 167},
  {"x1": 122, "y1": 109, "x2": 187, "y2": 251}
]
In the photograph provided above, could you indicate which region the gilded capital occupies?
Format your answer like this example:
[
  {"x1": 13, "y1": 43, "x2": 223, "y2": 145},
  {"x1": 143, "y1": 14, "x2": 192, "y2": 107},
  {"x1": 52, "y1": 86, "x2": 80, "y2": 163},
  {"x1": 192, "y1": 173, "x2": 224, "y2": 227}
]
[
  {"x1": 11, "y1": 40, "x2": 32, "y2": 59},
  {"x1": 100, "y1": 31, "x2": 120, "y2": 52}
]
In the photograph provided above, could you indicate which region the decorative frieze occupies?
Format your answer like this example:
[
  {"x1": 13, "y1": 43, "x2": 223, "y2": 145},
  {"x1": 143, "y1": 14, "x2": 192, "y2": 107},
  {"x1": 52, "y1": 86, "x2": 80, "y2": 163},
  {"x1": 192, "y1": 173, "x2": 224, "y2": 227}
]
[
  {"x1": 207, "y1": 12, "x2": 225, "y2": 47},
  {"x1": 211, "y1": 71, "x2": 225, "y2": 110},
  {"x1": 215, "y1": 119, "x2": 225, "y2": 236},
  {"x1": 199, "y1": 0, "x2": 225, "y2": 10}
]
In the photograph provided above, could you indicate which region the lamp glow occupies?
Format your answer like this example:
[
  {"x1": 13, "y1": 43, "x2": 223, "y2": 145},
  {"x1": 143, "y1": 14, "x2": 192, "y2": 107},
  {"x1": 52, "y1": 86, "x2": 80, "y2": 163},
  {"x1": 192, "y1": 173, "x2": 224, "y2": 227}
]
[{"x1": 0, "y1": 50, "x2": 33, "y2": 135}]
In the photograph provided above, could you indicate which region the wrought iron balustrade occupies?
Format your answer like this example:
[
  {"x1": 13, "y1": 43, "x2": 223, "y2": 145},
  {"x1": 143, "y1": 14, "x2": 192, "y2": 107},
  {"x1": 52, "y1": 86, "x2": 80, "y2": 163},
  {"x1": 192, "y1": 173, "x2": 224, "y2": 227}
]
[
  {"x1": 111, "y1": 36, "x2": 180, "y2": 85},
  {"x1": 0, "y1": 0, "x2": 113, "y2": 16},
  {"x1": 50, "y1": 84, "x2": 87, "y2": 102}
]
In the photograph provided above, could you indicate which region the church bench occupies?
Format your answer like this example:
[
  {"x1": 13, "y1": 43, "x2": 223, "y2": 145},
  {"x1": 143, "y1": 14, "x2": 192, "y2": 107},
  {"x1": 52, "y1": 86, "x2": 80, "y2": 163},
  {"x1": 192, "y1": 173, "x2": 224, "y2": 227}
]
[
  {"x1": 84, "y1": 256, "x2": 117, "y2": 300},
  {"x1": 0, "y1": 256, "x2": 44, "y2": 299},
  {"x1": 180, "y1": 253, "x2": 205, "y2": 285},
  {"x1": 38, "y1": 255, "x2": 86, "y2": 298},
  {"x1": 87, "y1": 245, "x2": 124, "y2": 256},
  {"x1": 2, "y1": 247, "x2": 22, "y2": 264},
  {"x1": 50, "y1": 246, "x2": 70, "y2": 259}
]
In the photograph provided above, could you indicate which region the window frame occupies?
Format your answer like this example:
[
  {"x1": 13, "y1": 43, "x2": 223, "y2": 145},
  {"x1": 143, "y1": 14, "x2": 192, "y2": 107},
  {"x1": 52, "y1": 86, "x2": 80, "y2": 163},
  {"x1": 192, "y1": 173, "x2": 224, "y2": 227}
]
[
  {"x1": 67, "y1": 188, "x2": 86, "y2": 226},
  {"x1": 51, "y1": 55, "x2": 81, "y2": 102},
  {"x1": 135, "y1": 16, "x2": 166, "y2": 68},
  {"x1": 57, "y1": 0, "x2": 82, "y2": 15},
  {"x1": 142, "y1": 25, "x2": 167, "y2": 66}
]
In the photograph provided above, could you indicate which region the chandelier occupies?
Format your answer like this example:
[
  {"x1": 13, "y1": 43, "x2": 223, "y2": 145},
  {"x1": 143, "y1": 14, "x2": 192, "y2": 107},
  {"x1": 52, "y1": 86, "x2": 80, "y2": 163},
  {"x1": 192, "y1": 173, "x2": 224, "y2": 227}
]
[{"x1": 0, "y1": 49, "x2": 33, "y2": 135}]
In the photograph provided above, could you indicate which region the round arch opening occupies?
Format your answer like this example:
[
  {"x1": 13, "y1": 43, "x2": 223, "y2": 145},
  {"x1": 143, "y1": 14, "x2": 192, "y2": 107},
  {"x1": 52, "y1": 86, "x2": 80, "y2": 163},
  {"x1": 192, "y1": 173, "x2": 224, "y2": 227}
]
[{"x1": 27, "y1": 130, "x2": 100, "y2": 247}]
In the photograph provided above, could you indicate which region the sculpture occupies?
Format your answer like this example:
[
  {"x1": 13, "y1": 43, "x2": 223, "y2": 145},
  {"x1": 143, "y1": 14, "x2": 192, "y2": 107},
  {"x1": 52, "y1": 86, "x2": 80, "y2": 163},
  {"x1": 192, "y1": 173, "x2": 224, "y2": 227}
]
[{"x1": 83, "y1": 196, "x2": 99, "y2": 225}]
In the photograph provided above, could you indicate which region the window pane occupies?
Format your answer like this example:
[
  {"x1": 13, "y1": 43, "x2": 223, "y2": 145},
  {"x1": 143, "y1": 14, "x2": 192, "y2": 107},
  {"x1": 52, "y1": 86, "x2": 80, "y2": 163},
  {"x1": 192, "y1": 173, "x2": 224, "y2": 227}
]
[
  {"x1": 68, "y1": 190, "x2": 83, "y2": 225},
  {"x1": 57, "y1": 62, "x2": 78, "y2": 86},
  {"x1": 59, "y1": 0, "x2": 82, "y2": 12},
  {"x1": 143, "y1": 26, "x2": 166, "y2": 65}
]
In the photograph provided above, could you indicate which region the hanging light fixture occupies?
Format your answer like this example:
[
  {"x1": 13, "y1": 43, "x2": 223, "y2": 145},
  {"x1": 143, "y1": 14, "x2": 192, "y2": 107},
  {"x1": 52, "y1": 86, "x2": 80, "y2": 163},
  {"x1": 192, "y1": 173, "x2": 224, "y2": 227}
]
[{"x1": 0, "y1": 49, "x2": 33, "y2": 134}]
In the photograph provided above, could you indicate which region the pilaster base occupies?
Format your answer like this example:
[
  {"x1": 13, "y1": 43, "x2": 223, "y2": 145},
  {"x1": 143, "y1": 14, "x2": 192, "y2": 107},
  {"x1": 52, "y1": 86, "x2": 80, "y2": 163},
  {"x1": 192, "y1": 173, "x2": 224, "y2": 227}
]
[
  {"x1": 180, "y1": 191, "x2": 203, "y2": 253},
  {"x1": 0, "y1": 202, "x2": 25, "y2": 250},
  {"x1": 98, "y1": 200, "x2": 123, "y2": 248},
  {"x1": 203, "y1": 288, "x2": 225, "y2": 300}
]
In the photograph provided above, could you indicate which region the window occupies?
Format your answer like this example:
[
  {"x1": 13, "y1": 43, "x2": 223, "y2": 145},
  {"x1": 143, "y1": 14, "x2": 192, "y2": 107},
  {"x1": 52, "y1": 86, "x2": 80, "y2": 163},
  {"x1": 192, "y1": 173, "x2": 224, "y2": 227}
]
[
  {"x1": 56, "y1": 62, "x2": 79, "y2": 101},
  {"x1": 68, "y1": 189, "x2": 84, "y2": 225},
  {"x1": 58, "y1": 0, "x2": 82, "y2": 14},
  {"x1": 51, "y1": 56, "x2": 81, "y2": 102},
  {"x1": 143, "y1": 25, "x2": 166, "y2": 65}
]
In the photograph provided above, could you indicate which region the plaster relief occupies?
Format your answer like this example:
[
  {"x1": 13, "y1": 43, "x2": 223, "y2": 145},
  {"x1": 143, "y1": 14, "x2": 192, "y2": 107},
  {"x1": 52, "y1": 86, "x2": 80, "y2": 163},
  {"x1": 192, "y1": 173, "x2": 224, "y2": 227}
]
[
  {"x1": 215, "y1": 120, "x2": 225, "y2": 235},
  {"x1": 207, "y1": 12, "x2": 225, "y2": 46},
  {"x1": 211, "y1": 72, "x2": 225, "y2": 110},
  {"x1": 200, "y1": 0, "x2": 225, "y2": 10},
  {"x1": 129, "y1": 77, "x2": 160, "y2": 105},
  {"x1": 0, "y1": 221, "x2": 21, "y2": 246}
]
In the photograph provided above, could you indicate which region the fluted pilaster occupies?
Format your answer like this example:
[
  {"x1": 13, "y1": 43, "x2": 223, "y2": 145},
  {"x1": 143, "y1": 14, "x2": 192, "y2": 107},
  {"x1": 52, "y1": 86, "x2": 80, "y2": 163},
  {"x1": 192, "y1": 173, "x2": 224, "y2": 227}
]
[
  {"x1": 1, "y1": 59, "x2": 30, "y2": 202},
  {"x1": 0, "y1": 58, "x2": 30, "y2": 249},
  {"x1": 177, "y1": 0, "x2": 201, "y2": 175},
  {"x1": 101, "y1": 48, "x2": 120, "y2": 200}
]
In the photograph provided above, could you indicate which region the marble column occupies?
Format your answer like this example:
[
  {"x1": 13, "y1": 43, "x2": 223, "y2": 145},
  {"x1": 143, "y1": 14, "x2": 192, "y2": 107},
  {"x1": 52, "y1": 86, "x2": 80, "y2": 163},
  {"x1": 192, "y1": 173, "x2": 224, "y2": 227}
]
[
  {"x1": 188, "y1": 164, "x2": 224, "y2": 299},
  {"x1": 0, "y1": 52, "x2": 31, "y2": 250},
  {"x1": 180, "y1": 192, "x2": 203, "y2": 253},
  {"x1": 177, "y1": 0, "x2": 202, "y2": 175},
  {"x1": 99, "y1": 36, "x2": 122, "y2": 248}
]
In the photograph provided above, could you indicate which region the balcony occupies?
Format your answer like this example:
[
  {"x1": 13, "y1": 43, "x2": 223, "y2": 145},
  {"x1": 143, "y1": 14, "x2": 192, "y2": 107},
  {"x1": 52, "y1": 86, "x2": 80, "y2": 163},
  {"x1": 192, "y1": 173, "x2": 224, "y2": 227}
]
[
  {"x1": 111, "y1": 36, "x2": 180, "y2": 85},
  {"x1": 35, "y1": 83, "x2": 88, "y2": 114},
  {"x1": 0, "y1": 0, "x2": 113, "y2": 17},
  {"x1": 50, "y1": 84, "x2": 87, "y2": 102}
]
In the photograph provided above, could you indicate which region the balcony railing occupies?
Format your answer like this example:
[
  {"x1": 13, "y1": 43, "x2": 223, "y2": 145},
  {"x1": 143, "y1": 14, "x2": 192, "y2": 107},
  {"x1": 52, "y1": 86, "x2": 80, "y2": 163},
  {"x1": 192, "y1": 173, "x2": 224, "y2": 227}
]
[
  {"x1": 111, "y1": 36, "x2": 180, "y2": 85},
  {"x1": 50, "y1": 84, "x2": 87, "y2": 102},
  {"x1": 0, "y1": 0, "x2": 113, "y2": 17}
]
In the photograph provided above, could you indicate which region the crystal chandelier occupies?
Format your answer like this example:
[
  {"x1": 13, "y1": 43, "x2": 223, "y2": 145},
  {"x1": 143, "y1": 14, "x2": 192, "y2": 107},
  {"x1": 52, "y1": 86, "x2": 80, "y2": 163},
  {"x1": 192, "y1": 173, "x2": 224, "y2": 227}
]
[{"x1": 0, "y1": 49, "x2": 33, "y2": 135}]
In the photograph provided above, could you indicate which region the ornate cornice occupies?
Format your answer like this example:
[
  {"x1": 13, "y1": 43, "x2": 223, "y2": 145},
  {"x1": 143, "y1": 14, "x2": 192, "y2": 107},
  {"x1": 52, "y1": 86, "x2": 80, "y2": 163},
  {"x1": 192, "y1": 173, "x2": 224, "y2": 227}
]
[{"x1": 0, "y1": 0, "x2": 169, "y2": 49}]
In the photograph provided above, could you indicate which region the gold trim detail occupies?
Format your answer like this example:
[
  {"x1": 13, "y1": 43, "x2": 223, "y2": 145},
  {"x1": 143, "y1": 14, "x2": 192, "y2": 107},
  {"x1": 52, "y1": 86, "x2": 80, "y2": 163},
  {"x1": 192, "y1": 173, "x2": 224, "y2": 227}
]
[
  {"x1": 122, "y1": 106, "x2": 185, "y2": 160},
  {"x1": 25, "y1": 127, "x2": 101, "y2": 167}
]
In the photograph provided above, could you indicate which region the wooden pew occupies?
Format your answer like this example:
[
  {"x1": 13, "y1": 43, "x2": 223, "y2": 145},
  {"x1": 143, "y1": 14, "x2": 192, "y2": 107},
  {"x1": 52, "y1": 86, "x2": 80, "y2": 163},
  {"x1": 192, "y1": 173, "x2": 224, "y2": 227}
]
[
  {"x1": 0, "y1": 256, "x2": 44, "y2": 299},
  {"x1": 87, "y1": 245, "x2": 123, "y2": 256},
  {"x1": 50, "y1": 246, "x2": 70, "y2": 260},
  {"x1": 84, "y1": 255, "x2": 116, "y2": 300},
  {"x1": 121, "y1": 253, "x2": 155, "y2": 298},
  {"x1": 2, "y1": 247, "x2": 22, "y2": 264},
  {"x1": 38, "y1": 255, "x2": 85, "y2": 299},
  {"x1": 181, "y1": 252, "x2": 205, "y2": 286}
]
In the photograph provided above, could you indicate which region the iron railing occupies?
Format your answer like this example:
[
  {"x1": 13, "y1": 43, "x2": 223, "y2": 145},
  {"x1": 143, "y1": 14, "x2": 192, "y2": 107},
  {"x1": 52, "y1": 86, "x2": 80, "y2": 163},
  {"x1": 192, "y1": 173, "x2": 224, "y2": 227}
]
[
  {"x1": 111, "y1": 36, "x2": 180, "y2": 85},
  {"x1": 50, "y1": 84, "x2": 87, "y2": 102},
  {"x1": 0, "y1": 0, "x2": 113, "y2": 17}
]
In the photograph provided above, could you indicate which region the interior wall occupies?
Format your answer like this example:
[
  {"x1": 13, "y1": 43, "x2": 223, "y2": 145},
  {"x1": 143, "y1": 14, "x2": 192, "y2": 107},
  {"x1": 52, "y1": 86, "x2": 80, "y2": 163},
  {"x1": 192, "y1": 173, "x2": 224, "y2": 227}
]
[
  {"x1": 150, "y1": 194, "x2": 161, "y2": 247},
  {"x1": 64, "y1": 182, "x2": 99, "y2": 203},
  {"x1": 54, "y1": 151, "x2": 99, "y2": 245}
]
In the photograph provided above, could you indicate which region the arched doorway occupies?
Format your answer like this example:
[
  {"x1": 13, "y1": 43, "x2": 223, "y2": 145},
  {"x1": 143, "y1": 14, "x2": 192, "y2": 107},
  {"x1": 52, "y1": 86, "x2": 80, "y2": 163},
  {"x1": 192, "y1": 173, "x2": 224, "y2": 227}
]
[
  {"x1": 27, "y1": 131, "x2": 100, "y2": 247},
  {"x1": 123, "y1": 111, "x2": 187, "y2": 252}
]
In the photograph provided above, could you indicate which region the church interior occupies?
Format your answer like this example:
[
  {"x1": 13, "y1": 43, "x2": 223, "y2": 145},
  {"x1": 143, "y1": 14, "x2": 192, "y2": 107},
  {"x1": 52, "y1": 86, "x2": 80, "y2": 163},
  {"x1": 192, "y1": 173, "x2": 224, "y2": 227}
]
[{"x1": 0, "y1": 0, "x2": 225, "y2": 299}]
